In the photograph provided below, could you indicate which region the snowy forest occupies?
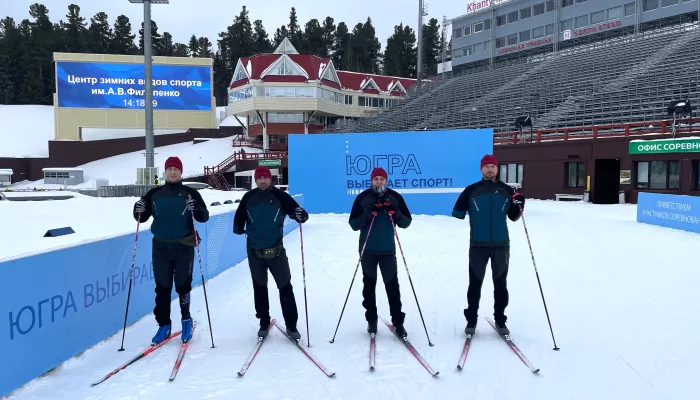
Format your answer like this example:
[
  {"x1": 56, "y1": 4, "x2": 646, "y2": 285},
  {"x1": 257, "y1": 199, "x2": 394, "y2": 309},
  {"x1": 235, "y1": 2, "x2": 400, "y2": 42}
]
[{"x1": 0, "y1": 3, "x2": 449, "y2": 107}]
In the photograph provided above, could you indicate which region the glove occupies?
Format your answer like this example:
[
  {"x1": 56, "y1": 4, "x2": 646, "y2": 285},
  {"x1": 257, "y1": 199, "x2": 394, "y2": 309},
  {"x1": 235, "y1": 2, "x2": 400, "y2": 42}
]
[
  {"x1": 512, "y1": 192, "x2": 525, "y2": 207},
  {"x1": 382, "y1": 200, "x2": 397, "y2": 215},
  {"x1": 134, "y1": 198, "x2": 146, "y2": 213},
  {"x1": 185, "y1": 198, "x2": 198, "y2": 212},
  {"x1": 370, "y1": 202, "x2": 385, "y2": 216},
  {"x1": 294, "y1": 206, "x2": 309, "y2": 223}
]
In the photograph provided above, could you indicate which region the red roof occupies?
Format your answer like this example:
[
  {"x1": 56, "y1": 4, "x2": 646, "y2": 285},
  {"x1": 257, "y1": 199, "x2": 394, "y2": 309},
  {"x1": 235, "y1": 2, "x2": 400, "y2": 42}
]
[{"x1": 230, "y1": 50, "x2": 418, "y2": 94}]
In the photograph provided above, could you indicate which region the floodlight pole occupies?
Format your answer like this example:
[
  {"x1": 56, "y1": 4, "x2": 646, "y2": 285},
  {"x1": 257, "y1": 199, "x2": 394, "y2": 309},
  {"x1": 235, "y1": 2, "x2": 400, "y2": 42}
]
[
  {"x1": 143, "y1": 0, "x2": 154, "y2": 169},
  {"x1": 130, "y1": 0, "x2": 169, "y2": 170},
  {"x1": 417, "y1": 0, "x2": 424, "y2": 84}
]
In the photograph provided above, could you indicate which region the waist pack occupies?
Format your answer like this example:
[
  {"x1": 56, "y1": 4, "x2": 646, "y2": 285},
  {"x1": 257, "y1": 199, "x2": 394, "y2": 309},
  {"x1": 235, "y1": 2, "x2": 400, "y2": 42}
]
[
  {"x1": 254, "y1": 244, "x2": 283, "y2": 259},
  {"x1": 154, "y1": 231, "x2": 200, "y2": 247}
]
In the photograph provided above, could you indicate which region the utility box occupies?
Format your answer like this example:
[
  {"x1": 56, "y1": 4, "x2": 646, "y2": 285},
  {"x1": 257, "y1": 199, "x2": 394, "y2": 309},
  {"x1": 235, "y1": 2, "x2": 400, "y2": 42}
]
[{"x1": 136, "y1": 167, "x2": 159, "y2": 185}]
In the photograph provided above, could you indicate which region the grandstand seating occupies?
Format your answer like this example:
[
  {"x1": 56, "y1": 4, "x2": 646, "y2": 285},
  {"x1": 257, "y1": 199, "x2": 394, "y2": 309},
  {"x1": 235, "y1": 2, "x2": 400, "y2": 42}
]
[{"x1": 330, "y1": 23, "x2": 699, "y2": 135}]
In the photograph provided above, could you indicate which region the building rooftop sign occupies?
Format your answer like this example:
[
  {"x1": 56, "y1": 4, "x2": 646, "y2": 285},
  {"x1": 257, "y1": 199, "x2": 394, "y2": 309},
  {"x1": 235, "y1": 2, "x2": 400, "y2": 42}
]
[
  {"x1": 629, "y1": 137, "x2": 700, "y2": 154},
  {"x1": 466, "y1": 0, "x2": 513, "y2": 15}
]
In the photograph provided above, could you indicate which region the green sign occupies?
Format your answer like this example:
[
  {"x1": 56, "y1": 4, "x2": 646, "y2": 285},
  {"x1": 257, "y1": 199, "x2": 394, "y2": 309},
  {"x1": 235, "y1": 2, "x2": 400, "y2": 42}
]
[
  {"x1": 629, "y1": 138, "x2": 700, "y2": 154},
  {"x1": 258, "y1": 159, "x2": 281, "y2": 167}
]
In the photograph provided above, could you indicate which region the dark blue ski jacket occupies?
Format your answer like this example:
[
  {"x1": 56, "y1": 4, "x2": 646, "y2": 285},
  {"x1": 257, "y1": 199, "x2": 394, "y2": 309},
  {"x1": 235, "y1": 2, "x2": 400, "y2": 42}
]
[
  {"x1": 348, "y1": 188, "x2": 412, "y2": 255},
  {"x1": 233, "y1": 186, "x2": 308, "y2": 250},
  {"x1": 451, "y1": 179, "x2": 523, "y2": 247},
  {"x1": 133, "y1": 181, "x2": 209, "y2": 248}
]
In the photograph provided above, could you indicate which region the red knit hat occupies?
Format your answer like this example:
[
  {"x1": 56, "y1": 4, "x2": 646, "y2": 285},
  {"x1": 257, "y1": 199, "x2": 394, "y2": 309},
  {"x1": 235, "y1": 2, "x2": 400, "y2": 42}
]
[
  {"x1": 254, "y1": 166, "x2": 272, "y2": 180},
  {"x1": 480, "y1": 154, "x2": 499, "y2": 169},
  {"x1": 164, "y1": 156, "x2": 183, "y2": 173},
  {"x1": 370, "y1": 167, "x2": 387, "y2": 180}
]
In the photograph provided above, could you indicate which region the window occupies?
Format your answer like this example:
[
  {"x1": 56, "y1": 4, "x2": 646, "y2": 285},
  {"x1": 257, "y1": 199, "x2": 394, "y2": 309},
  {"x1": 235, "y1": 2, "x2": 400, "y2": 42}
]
[
  {"x1": 463, "y1": 45, "x2": 472, "y2": 56},
  {"x1": 566, "y1": 162, "x2": 586, "y2": 188},
  {"x1": 496, "y1": 15, "x2": 507, "y2": 26},
  {"x1": 484, "y1": 18, "x2": 491, "y2": 29},
  {"x1": 268, "y1": 57, "x2": 305, "y2": 76},
  {"x1": 268, "y1": 112, "x2": 303, "y2": 123},
  {"x1": 575, "y1": 15, "x2": 589, "y2": 28},
  {"x1": 229, "y1": 87, "x2": 253, "y2": 102},
  {"x1": 520, "y1": 30, "x2": 531, "y2": 42},
  {"x1": 507, "y1": 33, "x2": 518, "y2": 45},
  {"x1": 483, "y1": 40, "x2": 491, "y2": 52},
  {"x1": 608, "y1": 5, "x2": 623, "y2": 19},
  {"x1": 560, "y1": 19, "x2": 573, "y2": 32},
  {"x1": 591, "y1": 10, "x2": 605, "y2": 24},
  {"x1": 562, "y1": 0, "x2": 574, "y2": 7},
  {"x1": 624, "y1": 2, "x2": 636, "y2": 15},
  {"x1": 636, "y1": 161, "x2": 680, "y2": 189},
  {"x1": 642, "y1": 0, "x2": 659, "y2": 11},
  {"x1": 533, "y1": 26, "x2": 545, "y2": 38},
  {"x1": 233, "y1": 68, "x2": 247, "y2": 81},
  {"x1": 533, "y1": 2, "x2": 545, "y2": 15},
  {"x1": 496, "y1": 36, "x2": 506, "y2": 48},
  {"x1": 507, "y1": 11, "x2": 519, "y2": 23},
  {"x1": 576, "y1": 0, "x2": 587, "y2": 3},
  {"x1": 546, "y1": 0, "x2": 555, "y2": 11},
  {"x1": 453, "y1": 28, "x2": 463, "y2": 38},
  {"x1": 545, "y1": 24, "x2": 555, "y2": 35},
  {"x1": 453, "y1": 47, "x2": 463, "y2": 58},
  {"x1": 500, "y1": 163, "x2": 524, "y2": 184},
  {"x1": 474, "y1": 22, "x2": 484, "y2": 33},
  {"x1": 472, "y1": 42, "x2": 482, "y2": 53},
  {"x1": 661, "y1": 0, "x2": 677, "y2": 7},
  {"x1": 464, "y1": 25, "x2": 472, "y2": 35},
  {"x1": 264, "y1": 86, "x2": 315, "y2": 98},
  {"x1": 45, "y1": 171, "x2": 70, "y2": 179},
  {"x1": 520, "y1": 7, "x2": 532, "y2": 19}
]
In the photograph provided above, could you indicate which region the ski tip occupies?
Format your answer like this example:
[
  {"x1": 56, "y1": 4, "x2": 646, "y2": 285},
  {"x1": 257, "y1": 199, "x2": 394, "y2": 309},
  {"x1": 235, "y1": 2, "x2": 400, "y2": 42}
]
[
  {"x1": 533, "y1": 368, "x2": 541, "y2": 374},
  {"x1": 328, "y1": 372, "x2": 337, "y2": 378},
  {"x1": 432, "y1": 371, "x2": 440, "y2": 378}
]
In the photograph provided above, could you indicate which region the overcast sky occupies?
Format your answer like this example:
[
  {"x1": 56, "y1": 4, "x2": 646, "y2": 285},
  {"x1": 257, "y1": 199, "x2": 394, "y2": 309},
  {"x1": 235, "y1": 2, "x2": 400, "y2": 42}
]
[{"x1": 7, "y1": 0, "x2": 468, "y2": 50}]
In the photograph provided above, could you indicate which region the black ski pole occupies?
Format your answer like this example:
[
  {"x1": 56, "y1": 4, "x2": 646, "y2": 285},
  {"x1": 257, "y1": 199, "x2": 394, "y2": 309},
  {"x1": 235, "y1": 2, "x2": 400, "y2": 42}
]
[
  {"x1": 389, "y1": 214, "x2": 434, "y2": 347},
  {"x1": 329, "y1": 215, "x2": 376, "y2": 344},
  {"x1": 118, "y1": 214, "x2": 141, "y2": 352},
  {"x1": 299, "y1": 223, "x2": 311, "y2": 347},
  {"x1": 190, "y1": 202, "x2": 215, "y2": 348},
  {"x1": 518, "y1": 204, "x2": 560, "y2": 351}
]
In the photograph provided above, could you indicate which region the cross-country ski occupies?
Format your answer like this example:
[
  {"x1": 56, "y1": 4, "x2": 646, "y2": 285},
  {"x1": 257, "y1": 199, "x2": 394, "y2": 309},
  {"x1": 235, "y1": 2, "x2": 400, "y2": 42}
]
[
  {"x1": 274, "y1": 320, "x2": 336, "y2": 377},
  {"x1": 369, "y1": 333, "x2": 376, "y2": 371},
  {"x1": 486, "y1": 318, "x2": 541, "y2": 374},
  {"x1": 237, "y1": 319, "x2": 276, "y2": 377},
  {"x1": 382, "y1": 318, "x2": 439, "y2": 377},
  {"x1": 169, "y1": 322, "x2": 197, "y2": 381}
]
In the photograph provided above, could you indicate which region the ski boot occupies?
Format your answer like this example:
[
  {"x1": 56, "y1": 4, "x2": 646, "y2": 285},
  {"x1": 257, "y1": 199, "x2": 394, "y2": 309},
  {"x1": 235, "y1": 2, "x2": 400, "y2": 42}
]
[
  {"x1": 367, "y1": 319, "x2": 378, "y2": 335},
  {"x1": 393, "y1": 323, "x2": 408, "y2": 340},
  {"x1": 181, "y1": 318, "x2": 193, "y2": 343},
  {"x1": 152, "y1": 324, "x2": 171, "y2": 346},
  {"x1": 465, "y1": 320, "x2": 477, "y2": 336},
  {"x1": 494, "y1": 320, "x2": 510, "y2": 336},
  {"x1": 258, "y1": 317, "x2": 271, "y2": 339},
  {"x1": 286, "y1": 325, "x2": 302, "y2": 342}
]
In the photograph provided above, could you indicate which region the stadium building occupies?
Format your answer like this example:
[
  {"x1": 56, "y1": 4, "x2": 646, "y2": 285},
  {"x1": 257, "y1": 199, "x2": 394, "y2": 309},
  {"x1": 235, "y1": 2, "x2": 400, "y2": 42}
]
[
  {"x1": 226, "y1": 38, "x2": 419, "y2": 151},
  {"x1": 448, "y1": 0, "x2": 700, "y2": 72},
  {"x1": 328, "y1": 1, "x2": 699, "y2": 204}
]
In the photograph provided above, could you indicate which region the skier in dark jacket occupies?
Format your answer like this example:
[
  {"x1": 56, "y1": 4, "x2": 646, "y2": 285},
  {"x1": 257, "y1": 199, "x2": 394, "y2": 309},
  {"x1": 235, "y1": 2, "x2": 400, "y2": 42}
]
[
  {"x1": 133, "y1": 156, "x2": 209, "y2": 345},
  {"x1": 233, "y1": 166, "x2": 309, "y2": 341},
  {"x1": 452, "y1": 154, "x2": 524, "y2": 336},
  {"x1": 348, "y1": 167, "x2": 412, "y2": 339}
]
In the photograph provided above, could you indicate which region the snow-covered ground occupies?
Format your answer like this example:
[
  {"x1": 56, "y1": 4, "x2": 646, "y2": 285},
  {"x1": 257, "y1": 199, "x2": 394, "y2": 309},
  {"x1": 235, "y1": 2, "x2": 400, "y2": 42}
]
[
  {"x1": 0, "y1": 189, "x2": 245, "y2": 262},
  {"x1": 8, "y1": 137, "x2": 260, "y2": 190},
  {"x1": 5, "y1": 200, "x2": 700, "y2": 399},
  {"x1": 0, "y1": 105, "x2": 244, "y2": 158}
]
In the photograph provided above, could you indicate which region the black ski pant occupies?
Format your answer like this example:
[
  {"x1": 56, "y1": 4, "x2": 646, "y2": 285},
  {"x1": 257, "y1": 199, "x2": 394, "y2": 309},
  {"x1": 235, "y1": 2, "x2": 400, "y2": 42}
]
[
  {"x1": 152, "y1": 245, "x2": 194, "y2": 327},
  {"x1": 361, "y1": 252, "x2": 405, "y2": 325},
  {"x1": 247, "y1": 247, "x2": 298, "y2": 328},
  {"x1": 464, "y1": 245, "x2": 510, "y2": 324}
]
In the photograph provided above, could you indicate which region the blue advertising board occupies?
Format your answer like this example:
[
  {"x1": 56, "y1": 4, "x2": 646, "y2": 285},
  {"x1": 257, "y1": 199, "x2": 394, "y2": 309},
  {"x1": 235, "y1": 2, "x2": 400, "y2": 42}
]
[
  {"x1": 637, "y1": 192, "x2": 700, "y2": 234},
  {"x1": 1, "y1": 196, "x2": 302, "y2": 396},
  {"x1": 288, "y1": 130, "x2": 492, "y2": 215},
  {"x1": 55, "y1": 61, "x2": 212, "y2": 111}
]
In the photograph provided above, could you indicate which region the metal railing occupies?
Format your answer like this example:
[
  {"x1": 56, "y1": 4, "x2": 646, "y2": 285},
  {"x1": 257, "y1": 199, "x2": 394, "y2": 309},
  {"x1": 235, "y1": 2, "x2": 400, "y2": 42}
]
[{"x1": 97, "y1": 185, "x2": 156, "y2": 198}]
